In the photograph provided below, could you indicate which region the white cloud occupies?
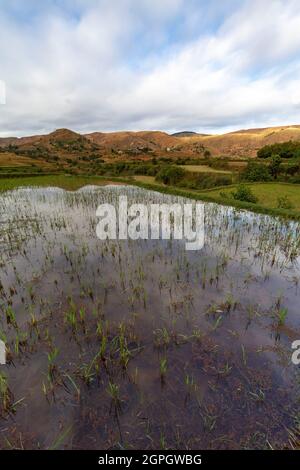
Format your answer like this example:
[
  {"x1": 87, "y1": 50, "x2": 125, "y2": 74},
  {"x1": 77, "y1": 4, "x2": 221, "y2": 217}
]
[
  {"x1": 0, "y1": 0, "x2": 300, "y2": 136},
  {"x1": 0, "y1": 80, "x2": 6, "y2": 105}
]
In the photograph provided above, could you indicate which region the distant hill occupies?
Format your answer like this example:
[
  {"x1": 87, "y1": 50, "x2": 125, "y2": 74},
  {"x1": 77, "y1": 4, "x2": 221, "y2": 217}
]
[
  {"x1": 172, "y1": 131, "x2": 199, "y2": 137},
  {"x1": 1, "y1": 125, "x2": 300, "y2": 165},
  {"x1": 0, "y1": 128, "x2": 100, "y2": 169},
  {"x1": 85, "y1": 130, "x2": 180, "y2": 154},
  {"x1": 171, "y1": 131, "x2": 211, "y2": 138},
  {"x1": 197, "y1": 125, "x2": 300, "y2": 157}
]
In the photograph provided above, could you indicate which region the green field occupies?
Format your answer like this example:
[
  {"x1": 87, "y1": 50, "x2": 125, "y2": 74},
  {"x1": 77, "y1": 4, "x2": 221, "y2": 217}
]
[
  {"x1": 201, "y1": 182, "x2": 300, "y2": 211},
  {"x1": 179, "y1": 164, "x2": 231, "y2": 174},
  {"x1": 133, "y1": 175, "x2": 157, "y2": 184}
]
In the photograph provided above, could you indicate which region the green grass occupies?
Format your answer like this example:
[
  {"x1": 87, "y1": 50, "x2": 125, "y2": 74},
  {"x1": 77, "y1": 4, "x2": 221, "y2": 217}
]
[
  {"x1": 123, "y1": 180, "x2": 300, "y2": 220},
  {"x1": 133, "y1": 175, "x2": 157, "y2": 184},
  {"x1": 179, "y1": 165, "x2": 231, "y2": 174},
  {"x1": 202, "y1": 183, "x2": 300, "y2": 212}
]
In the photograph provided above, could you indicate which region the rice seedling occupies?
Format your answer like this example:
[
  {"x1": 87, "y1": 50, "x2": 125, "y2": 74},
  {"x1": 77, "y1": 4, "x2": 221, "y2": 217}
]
[
  {"x1": 277, "y1": 307, "x2": 288, "y2": 326},
  {"x1": 159, "y1": 431, "x2": 167, "y2": 450},
  {"x1": 159, "y1": 357, "x2": 168, "y2": 382},
  {"x1": 224, "y1": 292, "x2": 237, "y2": 311},
  {"x1": 212, "y1": 315, "x2": 223, "y2": 331},
  {"x1": 65, "y1": 302, "x2": 77, "y2": 331},
  {"x1": 241, "y1": 344, "x2": 247, "y2": 366},
  {"x1": 47, "y1": 346, "x2": 59, "y2": 382},
  {"x1": 0, "y1": 372, "x2": 12, "y2": 413},
  {"x1": 5, "y1": 306, "x2": 18, "y2": 329},
  {"x1": 119, "y1": 338, "x2": 131, "y2": 369},
  {"x1": 192, "y1": 328, "x2": 203, "y2": 342},
  {"x1": 14, "y1": 331, "x2": 28, "y2": 356},
  {"x1": 106, "y1": 381, "x2": 122, "y2": 413},
  {"x1": 48, "y1": 425, "x2": 72, "y2": 450},
  {"x1": 153, "y1": 328, "x2": 171, "y2": 348},
  {"x1": 249, "y1": 389, "x2": 265, "y2": 402},
  {"x1": 79, "y1": 306, "x2": 86, "y2": 324},
  {"x1": 63, "y1": 373, "x2": 81, "y2": 400},
  {"x1": 79, "y1": 358, "x2": 97, "y2": 386},
  {"x1": 184, "y1": 374, "x2": 197, "y2": 395},
  {"x1": 217, "y1": 362, "x2": 232, "y2": 376},
  {"x1": 199, "y1": 404, "x2": 217, "y2": 432}
]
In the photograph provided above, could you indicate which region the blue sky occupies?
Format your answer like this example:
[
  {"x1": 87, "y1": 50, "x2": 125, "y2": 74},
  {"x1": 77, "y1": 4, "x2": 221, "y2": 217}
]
[{"x1": 0, "y1": 0, "x2": 300, "y2": 136}]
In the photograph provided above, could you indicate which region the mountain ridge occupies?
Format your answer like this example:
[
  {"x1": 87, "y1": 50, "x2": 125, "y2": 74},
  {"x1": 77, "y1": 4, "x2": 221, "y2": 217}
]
[{"x1": 1, "y1": 125, "x2": 300, "y2": 160}]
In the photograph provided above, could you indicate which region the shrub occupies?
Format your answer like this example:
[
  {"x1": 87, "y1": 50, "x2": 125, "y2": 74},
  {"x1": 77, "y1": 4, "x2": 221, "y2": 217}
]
[
  {"x1": 289, "y1": 175, "x2": 300, "y2": 184},
  {"x1": 284, "y1": 162, "x2": 300, "y2": 176},
  {"x1": 277, "y1": 196, "x2": 294, "y2": 210},
  {"x1": 240, "y1": 162, "x2": 272, "y2": 182},
  {"x1": 208, "y1": 158, "x2": 229, "y2": 170},
  {"x1": 199, "y1": 174, "x2": 232, "y2": 189},
  {"x1": 177, "y1": 173, "x2": 232, "y2": 190},
  {"x1": 155, "y1": 166, "x2": 186, "y2": 185},
  {"x1": 231, "y1": 185, "x2": 258, "y2": 203}
]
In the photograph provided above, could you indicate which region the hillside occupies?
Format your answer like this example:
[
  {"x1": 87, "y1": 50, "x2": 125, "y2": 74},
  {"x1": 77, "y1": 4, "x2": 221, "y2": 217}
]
[
  {"x1": 0, "y1": 129, "x2": 100, "y2": 170},
  {"x1": 85, "y1": 125, "x2": 300, "y2": 158},
  {"x1": 85, "y1": 130, "x2": 182, "y2": 155},
  {"x1": 1, "y1": 125, "x2": 300, "y2": 169},
  {"x1": 194, "y1": 125, "x2": 300, "y2": 158}
]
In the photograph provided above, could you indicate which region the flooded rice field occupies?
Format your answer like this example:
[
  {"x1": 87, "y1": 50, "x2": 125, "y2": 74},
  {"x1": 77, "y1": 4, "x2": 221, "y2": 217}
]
[{"x1": 0, "y1": 184, "x2": 299, "y2": 449}]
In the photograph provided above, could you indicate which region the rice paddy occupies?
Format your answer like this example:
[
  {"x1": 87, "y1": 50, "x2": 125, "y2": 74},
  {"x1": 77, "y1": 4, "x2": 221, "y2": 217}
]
[{"x1": 0, "y1": 183, "x2": 300, "y2": 449}]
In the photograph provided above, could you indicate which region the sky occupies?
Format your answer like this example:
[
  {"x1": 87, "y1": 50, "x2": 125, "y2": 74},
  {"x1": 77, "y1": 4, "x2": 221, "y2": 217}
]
[{"x1": 0, "y1": 0, "x2": 300, "y2": 137}]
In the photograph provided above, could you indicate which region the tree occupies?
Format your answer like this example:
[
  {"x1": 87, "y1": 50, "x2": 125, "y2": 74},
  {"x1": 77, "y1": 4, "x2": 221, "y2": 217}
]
[
  {"x1": 155, "y1": 166, "x2": 186, "y2": 185},
  {"x1": 268, "y1": 154, "x2": 281, "y2": 179},
  {"x1": 240, "y1": 162, "x2": 271, "y2": 182},
  {"x1": 257, "y1": 140, "x2": 300, "y2": 159}
]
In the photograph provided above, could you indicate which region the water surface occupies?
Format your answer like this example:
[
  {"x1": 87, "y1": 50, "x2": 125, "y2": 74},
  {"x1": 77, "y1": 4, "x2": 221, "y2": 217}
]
[{"x1": 0, "y1": 185, "x2": 299, "y2": 449}]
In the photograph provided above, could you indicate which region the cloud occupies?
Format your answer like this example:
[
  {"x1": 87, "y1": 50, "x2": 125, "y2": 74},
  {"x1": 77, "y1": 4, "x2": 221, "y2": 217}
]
[{"x1": 0, "y1": 0, "x2": 300, "y2": 136}]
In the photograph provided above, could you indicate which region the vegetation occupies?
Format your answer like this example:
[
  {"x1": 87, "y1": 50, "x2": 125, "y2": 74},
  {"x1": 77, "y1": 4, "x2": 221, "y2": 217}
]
[
  {"x1": 240, "y1": 162, "x2": 272, "y2": 182},
  {"x1": 257, "y1": 140, "x2": 300, "y2": 159},
  {"x1": 231, "y1": 184, "x2": 258, "y2": 203},
  {"x1": 155, "y1": 166, "x2": 232, "y2": 190},
  {"x1": 156, "y1": 166, "x2": 186, "y2": 185},
  {"x1": 240, "y1": 156, "x2": 300, "y2": 184},
  {"x1": 201, "y1": 182, "x2": 300, "y2": 216},
  {"x1": 277, "y1": 195, "x2": 294, "y2": 209},
  {"x1": 268, "y1": 154, "x2": 282, "y2": 179}
]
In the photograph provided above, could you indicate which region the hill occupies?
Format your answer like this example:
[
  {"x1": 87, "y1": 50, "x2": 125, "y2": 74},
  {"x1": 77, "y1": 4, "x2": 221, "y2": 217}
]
[
  {"x1": 85, "y1": 131, "x2": 182, "y2": 155},
  {"x1": 196, "y1": 125, "x2": 300, "y2": 158},
  {"x1": 1, "y1": 125, "x2": 300, "y2": 169},
  {"x1": 172, "y1": 131, "x2": 200, "y2": 137},
  {"x1": 0, "y1": 129, "x2": 100, "y2": 170}
]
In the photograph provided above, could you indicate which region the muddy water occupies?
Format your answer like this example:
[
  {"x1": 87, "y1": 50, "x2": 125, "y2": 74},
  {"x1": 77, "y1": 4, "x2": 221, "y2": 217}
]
[{"x1": 0, "y1": 185, "x2": 299, "y2": 449}]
